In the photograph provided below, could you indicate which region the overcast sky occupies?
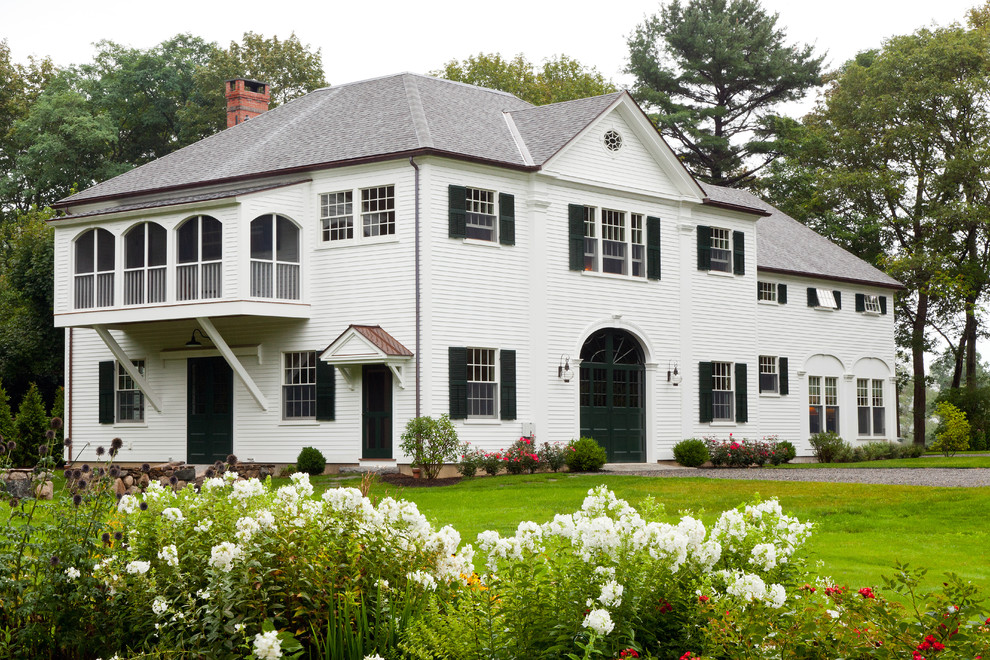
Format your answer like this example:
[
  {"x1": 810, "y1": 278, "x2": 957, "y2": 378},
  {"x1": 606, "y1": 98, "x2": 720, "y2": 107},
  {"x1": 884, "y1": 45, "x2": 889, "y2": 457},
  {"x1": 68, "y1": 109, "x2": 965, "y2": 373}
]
[{"x1": 2, "y1": 0, "x2": 982, "y2": 115}]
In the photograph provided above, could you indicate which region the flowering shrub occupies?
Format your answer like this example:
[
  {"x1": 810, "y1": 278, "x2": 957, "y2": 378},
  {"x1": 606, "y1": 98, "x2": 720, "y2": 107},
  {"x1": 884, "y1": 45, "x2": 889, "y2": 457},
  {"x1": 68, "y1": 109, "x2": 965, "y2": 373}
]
[
  {"x1": 402, "y1": 486, "x2": 813, "y2": 658},
  {"x1": 537, "y1": 441, "x2": 569, "y2": 472},
  {"x1": 455, "y1": 442, "x2": 482, "y2": 477},
  {"x1": 479, "y1": 450, "x2": 504, "y2": 476},
  {"x1": 565, "y1": 436, "x2": 608, "y2": 471},
  {"x1": 502, "y1": 437, "x2": 540, "y2": 474},
  {"x1": 705, "y1": 434, "x2": 793, "y2": 467},
  {"x1": 399, "y1": 414, "x2": 460, "y2": 479}
]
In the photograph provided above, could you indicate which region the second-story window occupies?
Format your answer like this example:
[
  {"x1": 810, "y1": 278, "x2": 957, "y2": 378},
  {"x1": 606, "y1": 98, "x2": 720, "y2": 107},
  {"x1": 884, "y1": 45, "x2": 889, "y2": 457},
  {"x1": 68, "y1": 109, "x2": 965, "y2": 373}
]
[
  {"x1": 581, "y1": 206, "x2": 647, "y2": 278},
  {"x1": 710, "y1": 227, "x2": 732, "y2": 273},
  {"x1": 251, "y1": 214, "x2": 300, "y2": 300},
  {"x1": 124, "y1": 222, "x2": 167, "y2": 305},
  {"x1": 176, "y1": 215, "x2": 222, "y2": 301},
  {"x1": 361, "y1": 185, "x2": 395, "y2": 237},
  {"x1": 74, "y1": 228, "x2": 115, "y2": 309},
  {"x1": 465, "y1": 188, "x2": 496, "y2": 241}
]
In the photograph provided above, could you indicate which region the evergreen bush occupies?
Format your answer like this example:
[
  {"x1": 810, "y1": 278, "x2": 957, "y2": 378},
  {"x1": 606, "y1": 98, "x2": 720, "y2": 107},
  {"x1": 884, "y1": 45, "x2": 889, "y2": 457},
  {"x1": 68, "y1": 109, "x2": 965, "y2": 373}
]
[
  {"x1": 808, "y1": 431, "x2": 848, "y2": 464},
  {"x1": 12, "y1": 383, "x2": 47, "y2": 468},
  {"x1": 672, "y1": 438, "x2": 709, "y2": 467},
  {"x1": 295, "y1": 446, "x2": 327, "y2": 476},
  {"x1": 770, "y1": 440, "x2": 796, "y2": 465},
  {"x1": 931, "y1": 401, "x2": 970, "y2": 457},
  {"x1": 564, "y1": 437, "x2": 607, "y2": 472}
]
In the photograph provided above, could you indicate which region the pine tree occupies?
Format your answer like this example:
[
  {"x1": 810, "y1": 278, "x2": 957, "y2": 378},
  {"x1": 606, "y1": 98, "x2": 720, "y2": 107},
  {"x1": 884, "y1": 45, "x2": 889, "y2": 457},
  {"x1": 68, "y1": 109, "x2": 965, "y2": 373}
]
[
  {"x1": 12, "y1": 383, "x2": 47, "y2": 467},
  {"x1": 0, "y1": 381, "x2": 14, "y2": 464},
  {"x1": 626, "y1": 0, "x2": 824, "y2": 186}
]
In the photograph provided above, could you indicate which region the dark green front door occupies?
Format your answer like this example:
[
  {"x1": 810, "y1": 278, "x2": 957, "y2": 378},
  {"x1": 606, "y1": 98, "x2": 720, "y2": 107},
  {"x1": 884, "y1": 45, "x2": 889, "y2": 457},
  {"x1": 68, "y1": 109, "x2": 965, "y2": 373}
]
[
  {"x1": 187, "y1": 356, "x2": 233, "y2": 463},
  {"x1": 579, "y1": 329, "x2": 645, "y2": 462},
  {"x1": 362, "y1": 365, "x2": 392, "y2": 459}
]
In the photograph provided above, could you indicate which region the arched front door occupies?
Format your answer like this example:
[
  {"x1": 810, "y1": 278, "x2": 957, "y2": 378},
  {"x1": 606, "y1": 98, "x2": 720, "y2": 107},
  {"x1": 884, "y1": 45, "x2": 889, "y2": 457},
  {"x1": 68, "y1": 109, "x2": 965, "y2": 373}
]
[{"x1": 579, "y1": 329, "x2": 645, "y2": 462}]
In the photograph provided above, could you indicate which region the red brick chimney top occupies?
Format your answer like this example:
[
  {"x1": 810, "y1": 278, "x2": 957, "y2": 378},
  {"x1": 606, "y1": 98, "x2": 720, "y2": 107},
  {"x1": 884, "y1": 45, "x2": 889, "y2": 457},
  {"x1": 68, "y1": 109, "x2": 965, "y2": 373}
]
[{"x1": 225, "y1": 78, "x2": 271, "y2": 128}]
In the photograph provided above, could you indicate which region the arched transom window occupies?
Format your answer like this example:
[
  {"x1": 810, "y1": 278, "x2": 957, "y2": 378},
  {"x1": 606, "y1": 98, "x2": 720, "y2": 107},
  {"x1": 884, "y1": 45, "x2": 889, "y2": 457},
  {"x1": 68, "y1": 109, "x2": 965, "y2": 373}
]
[
  {"x1": 74, "y1": 228, "x2": 115, "y2": 309},
  {"x1": 250, "y1": 214, "x2": 300, "y2": 299},
  {"x1": 124, "y1": 222, "x2": 167, "y2": 305},
  {"x1": 176, "y1": 215, "x2": 222, "y2": 301}
]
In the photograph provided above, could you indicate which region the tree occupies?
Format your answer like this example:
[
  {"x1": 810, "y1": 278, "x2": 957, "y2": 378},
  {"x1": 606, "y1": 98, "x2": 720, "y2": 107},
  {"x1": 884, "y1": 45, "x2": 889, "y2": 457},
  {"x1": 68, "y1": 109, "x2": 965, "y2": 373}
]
[
  {"x1": 760, "y1": 22, "x2": 990, "y2": 445},
  {"x1": 0, "y1": 208, "x2": 63, "y2": 405},
  {"x1": 433, "y1": 53, "x2": 616, "y2": 105},
  {"x1": 179, "y1": 32, "x2": 327, "y2": 141},
  {"x1": 626, "y1": 0, "x2": 824, "y2": 186},
  {"x1": 12, "y1": 382, "x2": 47, "y2": 468},
  {"x1": 0, "y1": 381, "x2": 14, "y2": 449}
]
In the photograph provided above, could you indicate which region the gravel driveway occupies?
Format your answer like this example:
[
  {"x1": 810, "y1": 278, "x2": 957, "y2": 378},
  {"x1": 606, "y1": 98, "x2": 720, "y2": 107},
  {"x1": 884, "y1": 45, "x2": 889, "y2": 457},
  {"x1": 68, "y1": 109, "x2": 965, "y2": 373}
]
[{"x1": 600, "y1": 465, "x2": 990, "y2": 487}]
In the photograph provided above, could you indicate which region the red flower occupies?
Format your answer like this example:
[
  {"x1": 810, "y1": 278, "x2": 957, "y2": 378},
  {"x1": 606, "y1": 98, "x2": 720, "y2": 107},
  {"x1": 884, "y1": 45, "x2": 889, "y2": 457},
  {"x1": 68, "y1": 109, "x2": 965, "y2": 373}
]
[
  {"x1": 619, "y1": 650, "x2": 639, "y2": 659},
  {"x1": 801, "y1": 583, "x2": 816, "y2": 594},
  {"x1": 858, "y1": 587, "x2": 875, "y2": 599},
  {"x1": 659, "y1": 600, "x2": 673, "y2": 614},
  {"x1": 698, "y1": 595, "x2": 709, "y2": 603},
  {"x1": 679, "y1": 653, "x2": 693, "y2": 660},
  {"x1": 825, "y1": 586, "x2": 843, "y2": 598}
]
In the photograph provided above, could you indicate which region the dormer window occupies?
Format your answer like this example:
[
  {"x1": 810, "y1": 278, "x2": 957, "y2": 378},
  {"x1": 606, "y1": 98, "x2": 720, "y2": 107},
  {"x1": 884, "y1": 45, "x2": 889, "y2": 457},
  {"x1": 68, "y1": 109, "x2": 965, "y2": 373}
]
[
  {"x1": 250, "y1": 214, "x2": 300, "y2": 299},
  {"x1": 74, "y1": 228, "x2": 115, "y2": 309}
]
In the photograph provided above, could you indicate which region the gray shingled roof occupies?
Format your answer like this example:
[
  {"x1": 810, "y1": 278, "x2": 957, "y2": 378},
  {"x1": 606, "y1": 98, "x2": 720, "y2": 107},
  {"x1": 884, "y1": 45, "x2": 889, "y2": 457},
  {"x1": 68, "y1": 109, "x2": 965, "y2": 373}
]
[
  {"x1": 60, "y1": 74, "x2": 539, "y2": 206},
  {"x1": 700, "y1": 183, "x2": 902, "y2": 289},
  {"x1": 508, "y1": 92, "x2": 625, "y2": 164}
]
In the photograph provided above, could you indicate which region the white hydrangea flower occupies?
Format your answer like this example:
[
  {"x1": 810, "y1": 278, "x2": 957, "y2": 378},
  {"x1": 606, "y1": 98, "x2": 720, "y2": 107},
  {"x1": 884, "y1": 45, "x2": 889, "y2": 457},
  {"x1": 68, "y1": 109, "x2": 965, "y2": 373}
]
[
  {"x1": 751, "y1": 543, "x2": 778, "y2": 570},
  {"x1": 290, "y1": 472, "x2": 315, "y2": 497},
  {"x1": 202, "y1": 477, "x2": 226, "y2": 490},
  {"x1": 236, "y1": 516, "x2": 261, "y2": 542},
  {"x1": 158, "y1": 544, "x2": 179, "y2": 567},
  {"x1": 406, "y1": 570, "x2": 438, "y2": 592},
  {"x1": 253, "y1": 629, "x2": 282, "y2": 660},
  {"x1": 152, "y1": 596, "x2": 168, "y2": 616},
  {"x1": 194, "y1": 518, "x2": 213, "y2": 533},
  {"x1": 125, "y1": 560, "x2": 150, "y2": 575},
  {"x1": 65, "y1": 566, "x2": 81, "y2": 580},
  {"x1": 231, "y1": 478, "x2": 265, "y2": 502},
  {"x1": 209, "y1": 542, "x2": 244, "y2": 572},
  {"x1": 582, "y1": 608, "x2": 614, "y2": 635},
  {"x1": 765, "y1": 583, "x2": 786, "y2": 609},
  {"x1": 117, "y1": 494, "x2": 139, "y2": 514},
  {"x1": 256, "y1": 509, "x2": 276, "y2": 528},
  {"x1": 161, "y1": 508, "x2": 184, "y2": 522}
]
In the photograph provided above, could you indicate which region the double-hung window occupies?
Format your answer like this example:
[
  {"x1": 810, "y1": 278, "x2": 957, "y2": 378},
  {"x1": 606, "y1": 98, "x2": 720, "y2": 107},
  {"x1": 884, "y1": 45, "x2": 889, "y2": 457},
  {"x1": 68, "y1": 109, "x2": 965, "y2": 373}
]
[
  {"x1": 809, "y1": 376, "x2": 839, "y2": 434},
  {"x1": 319, "y1": 185, "x2": 394, "y2": 243},
  {"x1": 465, "y1": 188, "x2": 497, "y2": 241},
  {"x1": 758, "y1": 282, "x2": 776, "y2": 302},
  {"x1": 759, "y1": 356, "x2": 778, "y2": 394},
  {"x1": 117, "y1": 360, "x2": 145, "y2": 423},
  {"x1": 712, "y1": 361, "x2": 734, "y2": 421},
  {"x1": 583, "y1": 206, "x2": 597, "y2": 270},
  {"x1": 709, "y1": 227, "x2": 732, "y2": 273},
  {"x1": 630, "y1": 214, "x2": 646, "y2": 277},
  {"x1": 283, "y1": 351, "x2": 317, "y2": 419},
  {"x1": 857, "y1": 378, "x2": 886, "y2": 436},
  {"x1": 467, "y1": 348, "x2": 497, "y2": 418},
  {"x1": 581, "y1": 207, "x2": 647, "y2": 277}
]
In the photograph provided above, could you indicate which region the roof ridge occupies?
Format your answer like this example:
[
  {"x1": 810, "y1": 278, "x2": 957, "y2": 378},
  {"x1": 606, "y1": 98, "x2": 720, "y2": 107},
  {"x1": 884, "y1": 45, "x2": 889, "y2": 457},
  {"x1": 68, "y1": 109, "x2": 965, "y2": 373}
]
[{"x1": 403, "y1": 75, "x2": 434, "y2": 149}]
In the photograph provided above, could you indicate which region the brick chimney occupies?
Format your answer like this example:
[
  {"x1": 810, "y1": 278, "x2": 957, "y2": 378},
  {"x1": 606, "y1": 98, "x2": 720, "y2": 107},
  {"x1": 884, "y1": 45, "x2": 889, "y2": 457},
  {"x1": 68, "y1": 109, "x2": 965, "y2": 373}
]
[{"x1": 225, "y1": 79, "x2": 270, "y2": 128}]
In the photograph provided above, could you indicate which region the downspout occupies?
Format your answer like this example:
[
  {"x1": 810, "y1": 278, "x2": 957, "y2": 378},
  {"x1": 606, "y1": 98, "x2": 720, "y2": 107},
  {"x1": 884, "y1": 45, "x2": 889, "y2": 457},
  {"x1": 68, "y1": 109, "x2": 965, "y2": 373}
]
[
  {"x1": 67, "y1": 328, "x2": 73, "y2": 462},
  {"x1": 409, "y1": 156, "x2": 421, "y2": 418}
]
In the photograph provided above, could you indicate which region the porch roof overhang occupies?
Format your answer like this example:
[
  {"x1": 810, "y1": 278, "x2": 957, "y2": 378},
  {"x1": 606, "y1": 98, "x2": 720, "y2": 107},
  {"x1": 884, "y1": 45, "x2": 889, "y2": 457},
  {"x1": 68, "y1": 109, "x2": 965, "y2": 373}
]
[{"x1": 319, "y1": 325, "x2": 413, "y2": 389}]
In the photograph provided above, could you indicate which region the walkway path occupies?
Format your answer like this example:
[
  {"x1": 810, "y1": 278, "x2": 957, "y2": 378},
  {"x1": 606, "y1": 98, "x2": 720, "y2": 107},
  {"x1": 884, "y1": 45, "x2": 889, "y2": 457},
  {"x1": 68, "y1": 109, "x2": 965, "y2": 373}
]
[{"x1": 600, "y1": 464, "x2": 990, "y2": 487}]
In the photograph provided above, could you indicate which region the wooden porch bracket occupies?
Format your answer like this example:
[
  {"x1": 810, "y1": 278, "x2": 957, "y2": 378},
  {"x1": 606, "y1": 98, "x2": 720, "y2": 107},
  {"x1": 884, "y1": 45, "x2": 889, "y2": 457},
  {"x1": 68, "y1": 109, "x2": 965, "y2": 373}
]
[
  {"x1": 93, "y1": 325, "x2": 163, "y2": 413},
  {"x1": 196, "y1": 317, "x2": 269, "y2": 411}
]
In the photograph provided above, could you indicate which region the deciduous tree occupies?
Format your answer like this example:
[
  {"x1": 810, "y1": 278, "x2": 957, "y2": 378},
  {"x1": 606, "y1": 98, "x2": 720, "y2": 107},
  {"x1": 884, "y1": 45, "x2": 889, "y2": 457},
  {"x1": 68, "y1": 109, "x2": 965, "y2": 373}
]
[{"x1": 626, "y1": 0, "x2": 824, "y2": 186}]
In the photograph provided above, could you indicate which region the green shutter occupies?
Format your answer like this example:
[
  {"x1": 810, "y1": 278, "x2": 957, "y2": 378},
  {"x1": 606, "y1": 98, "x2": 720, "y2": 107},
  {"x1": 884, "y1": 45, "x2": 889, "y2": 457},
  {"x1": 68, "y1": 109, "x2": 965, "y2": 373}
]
[
  {"x1": 500, "y1": 349, "x2": 517, "y2": 421},
  {"x1": 647, "y1": 216, "x2": 661, "y2": 280},
  {"x1": 779, "y1": 357, "x2": 789, "y2": 396},
  {"x1": 99, "y1": 360, "x2": 115, "y2": 424},
  {"x1": 778, "y1": 283, "x2": 787, "y2": 304},
  {"x1": 880, "y1": 296, "x2": 888, "y2": 315},
  {"x1": 697, "y1": 225, "x2": 711, "y2": 270},
  {"x1": 448, "y1": 185, "x2": 466, "y2": 239},
  {"x1": 833, "y1": 291, "x2": 842, "y2": 309},
  {"x1": 699, "y1": 361, "x2": 713, "y2": 423},
  {"x1": 733, "y1": 231, "x2": 745, "y2": 275},
  {"x1": 568, "y1": 204, "x2": 585, "y2": 271},
  {"x1": 498, "y1": 193, "x2": 515, "y2": 246},
  {"x1": 735, "y1": 362, "x2": 748, "y2": 423},
  {"x1": 315, "y1": 360, "x2": 336, "y2": 421},
  {"x1": 449, "y1": 347, "x2": 468, "y2": 419},
  {"x1": 855, "y1": 293, "x2": 866, "y2": 312},
  {"x1": 807, "y1": 288, "x2": 818, "y2": 307}
]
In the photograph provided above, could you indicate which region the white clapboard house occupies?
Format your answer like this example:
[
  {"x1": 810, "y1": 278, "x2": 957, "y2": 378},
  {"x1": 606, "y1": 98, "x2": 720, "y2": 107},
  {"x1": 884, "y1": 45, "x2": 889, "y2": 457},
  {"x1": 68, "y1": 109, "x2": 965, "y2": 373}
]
[{"x1": 51, "y1": 74, "x2": 902, "y2": 467}]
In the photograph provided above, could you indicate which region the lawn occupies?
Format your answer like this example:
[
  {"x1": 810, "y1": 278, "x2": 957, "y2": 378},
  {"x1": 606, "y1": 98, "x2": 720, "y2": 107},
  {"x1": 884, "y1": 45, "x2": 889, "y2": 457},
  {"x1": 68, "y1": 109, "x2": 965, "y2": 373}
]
[
  {"x1": 775, "y1": 455, "x2": 990, "y2": 468},
  {"x1": 359, "y1": 473, "x2": 990, "y2": 593}
]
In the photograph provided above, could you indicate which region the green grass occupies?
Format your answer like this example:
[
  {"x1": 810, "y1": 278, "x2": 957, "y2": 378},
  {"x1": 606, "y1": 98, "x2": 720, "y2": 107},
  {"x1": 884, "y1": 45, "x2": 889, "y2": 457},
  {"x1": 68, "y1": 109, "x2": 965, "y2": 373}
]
[
  {"x1": 363, "y1": 473, "x2": 990, "y2": 593},
  {"x1": 775, "y1": 456, "x2": 990, "y2": 468}
]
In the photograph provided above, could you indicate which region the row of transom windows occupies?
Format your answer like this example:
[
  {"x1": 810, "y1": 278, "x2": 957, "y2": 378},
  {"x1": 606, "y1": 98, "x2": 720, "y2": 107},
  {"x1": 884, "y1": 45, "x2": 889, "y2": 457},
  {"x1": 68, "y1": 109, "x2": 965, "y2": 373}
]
[{"x1": 72, "y1": 214, "x2": 302, "y2": 310}]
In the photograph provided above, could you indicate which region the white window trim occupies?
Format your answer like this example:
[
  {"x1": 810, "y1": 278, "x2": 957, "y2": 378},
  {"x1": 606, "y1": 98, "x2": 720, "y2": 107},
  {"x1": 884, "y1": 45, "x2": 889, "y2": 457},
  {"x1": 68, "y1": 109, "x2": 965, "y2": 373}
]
[
  {"x1": 464, "y1": 187, "x2": 498, "y2": 243},
  {"x1": 581, "y1": 205, "x2": 647, "y2": 279},
  {"x1": 711, "y1": 360, "x2": 735, "y2": 422},
  {"x1": 815, "y1": 288, "x2": 838, "y2": 310},
  {"x1": 467, "y1": 347, "x2": 499, "y2": 419},
  {"x1": 281, "y1": 350, "x2": 317, "y2": 420},
  {"x1": 116, "y1": 359, "x2": 146, "y2": 424},
  {"x1": 856, "y1": 378, "x2": 886, "y2": 437},
  {"x1": 759, "y1": 356, "x2": 779, "y2": 395},
  {"x1": 317, "y1": 184, "x2": 396, "y2": 246},
  {"x1": 758, "y1": 281, "x2": 778, "y2": 304},
  {"x1": 863, "y1": 294, "x2": 881, "y2": 315},
  {"x1": 710, "y1": 227, "x2": 732, "y2": 274}
]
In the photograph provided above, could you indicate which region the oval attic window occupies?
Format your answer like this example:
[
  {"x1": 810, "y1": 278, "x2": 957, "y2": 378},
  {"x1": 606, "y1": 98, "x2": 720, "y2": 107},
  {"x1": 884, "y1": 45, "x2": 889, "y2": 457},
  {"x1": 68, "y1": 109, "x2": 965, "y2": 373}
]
[{"x1": 603, "y1": 129, "x2": 623, "y2": 152}]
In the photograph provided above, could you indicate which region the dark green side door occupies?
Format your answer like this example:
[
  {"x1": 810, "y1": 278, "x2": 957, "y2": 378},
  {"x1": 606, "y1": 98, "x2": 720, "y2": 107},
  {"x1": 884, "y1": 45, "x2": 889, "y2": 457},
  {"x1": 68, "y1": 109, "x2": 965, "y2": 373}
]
[
  {"x1": 187, "y1": 356, "x2": 233, "y2": 463},
  {"x1": 579, "y1": 329, "x2": 645, "y2": 462},
  {"x1": 362, "y1": 365, "x2": 392, "y2": 459}
]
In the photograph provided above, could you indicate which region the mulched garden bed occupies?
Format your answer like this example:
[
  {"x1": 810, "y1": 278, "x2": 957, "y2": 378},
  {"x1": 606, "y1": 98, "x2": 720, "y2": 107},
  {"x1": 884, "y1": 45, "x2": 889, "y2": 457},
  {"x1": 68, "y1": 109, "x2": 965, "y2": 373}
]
[{"x1": 378, "y1": 473, "x2": 463, "y2": 488}]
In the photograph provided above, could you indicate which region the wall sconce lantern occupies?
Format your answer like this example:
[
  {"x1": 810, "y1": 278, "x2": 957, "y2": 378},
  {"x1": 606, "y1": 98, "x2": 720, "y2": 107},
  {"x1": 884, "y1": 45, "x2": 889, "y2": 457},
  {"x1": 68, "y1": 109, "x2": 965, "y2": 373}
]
[
  {"x1": 185, "y1": 328, "x2": 210, "y2": 347},
  {"x1": 667, "y1": 361, "x2": 682, "y2": 386},
  {"x1": 558, "y1": 355, "x2": 574, "y2": 382}
]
